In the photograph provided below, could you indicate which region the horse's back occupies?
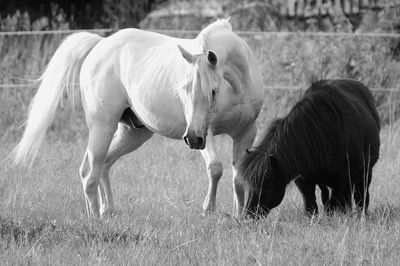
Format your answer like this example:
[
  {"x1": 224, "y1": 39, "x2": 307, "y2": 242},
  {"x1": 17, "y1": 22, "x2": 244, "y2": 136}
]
[
  {"x1": 79, "y1": 28, "x2": 190, "y2": 138},
  {"x1": 80, "y1": 24, "x2": 264, "y2": 139},
  {"x1": 82, "y1": 28, "x2": 174, "y2": 72}
]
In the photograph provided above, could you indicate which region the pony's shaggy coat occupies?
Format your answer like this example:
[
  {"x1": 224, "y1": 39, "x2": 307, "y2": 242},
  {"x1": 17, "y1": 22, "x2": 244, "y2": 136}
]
[{"x1": 241, "y1": 79, "x2": 380, "y2": 216}]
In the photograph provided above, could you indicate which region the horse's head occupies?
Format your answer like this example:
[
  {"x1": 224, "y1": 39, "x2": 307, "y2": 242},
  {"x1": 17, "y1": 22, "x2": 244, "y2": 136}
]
[
  {"x1": 238, "y1": 151, "x2": 286, "y2": 218},
  {"x1": 178, "y1": 45, "x2": 223, "y2": 150}
]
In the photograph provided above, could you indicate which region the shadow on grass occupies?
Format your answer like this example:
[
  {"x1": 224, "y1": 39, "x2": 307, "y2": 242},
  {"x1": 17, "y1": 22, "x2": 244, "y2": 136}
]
[
  {"x1": 0, "y1": 215, "x2": 48, "y2": 245},
  {"x1": 1, "y1": 203, "x2": 399, "y2": 250},
  {"x1": 0, "y1": 215, "x2": 144, "y2": 248}
]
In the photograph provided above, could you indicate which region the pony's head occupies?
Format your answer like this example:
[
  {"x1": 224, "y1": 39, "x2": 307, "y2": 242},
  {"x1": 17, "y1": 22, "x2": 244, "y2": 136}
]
[
  {"x1": 177, "y1": 45, "x2": 223, "y2": 149},
  {"x1": 237, "y1": 119, "x2": 287, "y2": 217}
]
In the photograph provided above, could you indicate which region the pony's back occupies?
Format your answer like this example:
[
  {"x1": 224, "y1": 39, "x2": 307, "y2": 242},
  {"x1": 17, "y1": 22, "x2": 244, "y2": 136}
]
[
  {"x1": 272, "y1": 78, "x2": 381, "y2": 177},
  {"x1": 306, "y1": 79, "x2": 380, "y2": 129}
]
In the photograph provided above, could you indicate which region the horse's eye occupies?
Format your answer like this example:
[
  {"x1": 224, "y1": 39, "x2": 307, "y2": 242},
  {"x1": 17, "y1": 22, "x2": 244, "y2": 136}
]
[
  {"x1": 246, "y1": 149, "x2": 252, "y2": 154},
  {"x1": 212, "y1": 89, "x2": 216, "y2": 97}
]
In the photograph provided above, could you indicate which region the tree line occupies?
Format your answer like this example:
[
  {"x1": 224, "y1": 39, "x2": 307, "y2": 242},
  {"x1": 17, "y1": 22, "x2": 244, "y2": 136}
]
[{"x1": 0, "y1": 0, "x2": 166, "y2": 31}]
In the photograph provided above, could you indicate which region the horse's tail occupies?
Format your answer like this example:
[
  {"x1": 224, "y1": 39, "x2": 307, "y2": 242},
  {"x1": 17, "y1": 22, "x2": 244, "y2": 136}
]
[{"x1": 11, "y1": 32, "x2": 103, "y2": 166}]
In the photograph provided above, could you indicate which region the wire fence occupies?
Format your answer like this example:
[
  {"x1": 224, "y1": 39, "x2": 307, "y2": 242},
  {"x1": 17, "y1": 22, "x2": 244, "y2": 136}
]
[
  {"x1": 1, "y1": 83, "x2": 400, "y2": 93},
  {"x1": 1, "y1": 29, "x2": 400, "y2": 93},
  {"x1": 1, "y1": 29, "x2": 400, "y2": 38}
]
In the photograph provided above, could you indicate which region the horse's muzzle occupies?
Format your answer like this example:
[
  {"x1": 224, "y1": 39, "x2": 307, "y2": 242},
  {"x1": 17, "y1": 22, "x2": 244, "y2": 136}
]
[{"x1": 183, "y1": 134, "x2": 205, "y2": 150}]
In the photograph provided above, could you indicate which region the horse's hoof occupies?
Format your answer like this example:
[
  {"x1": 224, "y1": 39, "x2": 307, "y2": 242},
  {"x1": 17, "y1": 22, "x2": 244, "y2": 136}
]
[
  {"x1": 100, "y1": 208, "x2": 116, "y2": 219},
  {"x1": 221, "y1": 212, "x2": 231, "y2": 218},
  {"x1": 201, "y1": 211, "x2": 210, "y2": 218}
]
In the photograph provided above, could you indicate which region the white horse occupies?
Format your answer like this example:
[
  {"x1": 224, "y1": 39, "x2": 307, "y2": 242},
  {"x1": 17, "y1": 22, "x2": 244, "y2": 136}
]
[{"x1": 12, "y1": 19, "x2": 264, "y2": 218}]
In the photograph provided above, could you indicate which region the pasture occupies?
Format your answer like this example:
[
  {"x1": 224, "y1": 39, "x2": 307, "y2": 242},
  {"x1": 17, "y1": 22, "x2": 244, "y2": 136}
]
[
  {"x1": 1, "y1": 30, "x2": 400, "y2": 264},
  {"x1": 1, "y1": 89, "x2": 400, "y2": 265}
]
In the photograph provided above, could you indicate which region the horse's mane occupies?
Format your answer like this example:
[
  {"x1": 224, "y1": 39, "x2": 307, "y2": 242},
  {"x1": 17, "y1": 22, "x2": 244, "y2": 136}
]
[
  {"x1": 243, "y1": 79, "x2": 376, "y2": 187},
  {"x1": 194, "y1": 18, "x2": 233, "y2": 101},
  {"x1": 130, "y1": 19, "x2": 232, "y2": 101},
  {"x1": 197, "y1": 18, "x2": 232, "y2": 40}
]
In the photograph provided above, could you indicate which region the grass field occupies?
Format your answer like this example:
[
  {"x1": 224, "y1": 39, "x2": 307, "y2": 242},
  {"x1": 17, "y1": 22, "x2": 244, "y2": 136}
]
[
  {"x1": 1, "y1": 26, "x2": 400, "y2": 265},
  {"x1": 1, "y1": 93, "x2": 400, "y2": 265}
]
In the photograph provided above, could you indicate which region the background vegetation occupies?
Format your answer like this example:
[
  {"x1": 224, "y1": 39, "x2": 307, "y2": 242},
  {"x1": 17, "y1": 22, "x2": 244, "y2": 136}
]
[
  {"x1": 0, "y1": 0, "x2": 167, "y2": 30},
  {"x1": 1, "y1": 0, "x2": 399, "y2": 32},
  {"x1": 1, "y1": 31, "x2": 400, "y2": 141}
]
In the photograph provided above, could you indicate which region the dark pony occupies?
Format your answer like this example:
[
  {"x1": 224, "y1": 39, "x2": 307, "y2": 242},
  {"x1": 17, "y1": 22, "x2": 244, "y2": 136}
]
[{"x1": 239, "y1": 79, "x2": 380, "y2": 216}]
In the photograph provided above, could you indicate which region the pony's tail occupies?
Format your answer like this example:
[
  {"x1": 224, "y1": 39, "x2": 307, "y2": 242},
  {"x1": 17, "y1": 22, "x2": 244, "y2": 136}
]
[{"x1": 10, "y1": 32, "x2": 103, "y2": 167}]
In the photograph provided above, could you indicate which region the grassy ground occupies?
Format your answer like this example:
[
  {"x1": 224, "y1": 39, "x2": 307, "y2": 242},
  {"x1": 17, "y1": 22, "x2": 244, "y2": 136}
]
[
  {"x1": 1, "y1": 29, "x2": 400, "y2": 265},
  {"x1": 1, "y1": 98, "x2": 400, "y2": 265}
]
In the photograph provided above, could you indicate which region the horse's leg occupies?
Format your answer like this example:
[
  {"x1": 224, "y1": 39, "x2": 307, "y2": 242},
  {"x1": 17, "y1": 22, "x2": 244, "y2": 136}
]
[
  {"x1": 295, "y1": 178, "x2": 318, "y2": 216},
  {"x1": 200, "y1": 134, "x2": 223, "y2": 213},
  {"x1": 232, "y1": 124, "x2": 257, "y2": 217},
  {"x1": 99, "y1": 123, "x2": 153, "y2": 217},
  {"x1": 79, "y1": 120, "x2": 120, "y2": 218}
]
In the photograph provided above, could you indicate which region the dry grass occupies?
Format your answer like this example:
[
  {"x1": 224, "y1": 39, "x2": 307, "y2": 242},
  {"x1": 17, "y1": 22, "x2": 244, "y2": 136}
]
[
  {"x1": 1, "y1": 32, "x2": 400, "y2": 265},
  {"x1": 1, "y1": 96, "x2": 400, "y2": 265}
]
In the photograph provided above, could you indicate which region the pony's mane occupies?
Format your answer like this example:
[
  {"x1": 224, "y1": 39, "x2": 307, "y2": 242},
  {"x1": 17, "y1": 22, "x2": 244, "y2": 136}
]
[
  {"x1": 243, "y1": 80, "x2": 365, "y2": 187},
  {"x1": 242, "y1": 118, "x2": 283, "y2": 188}
]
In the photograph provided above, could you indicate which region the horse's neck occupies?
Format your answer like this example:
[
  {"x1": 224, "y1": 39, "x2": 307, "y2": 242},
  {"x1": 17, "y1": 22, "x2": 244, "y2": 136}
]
[
  {"x1": 223, "y1": 60, "x2": 247, "y2": 93},
  {"x1": 216, "y1": 35, "x2": 253, "y2": 94}
]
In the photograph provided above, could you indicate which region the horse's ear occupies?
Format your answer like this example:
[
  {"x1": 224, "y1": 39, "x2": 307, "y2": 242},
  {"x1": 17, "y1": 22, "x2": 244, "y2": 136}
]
[
  {"x1": 207, "y1": 50, "x2": 218, "y2": 66},
  {"x1": 177, "y1": 45, "x2": 195, "y2": 64}
]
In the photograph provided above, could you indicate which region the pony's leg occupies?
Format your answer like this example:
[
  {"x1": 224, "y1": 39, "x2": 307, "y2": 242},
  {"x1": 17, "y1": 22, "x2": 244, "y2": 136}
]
[
  {"x1": 295, "y1": 178, "x2": 318, "y2": 216},
  {"x1": 319, "y1": 185, "x2": 330, "y2": 206},
  {"x1": 354, "y1": 170, "x2": 372, "y2": 213},
  {"x1": 200, "y1": 134, "x2": 223, "y2": 213},
  {"x1": 325, "y1": 192, "x2": 341, "y2": 214},
  {"x1": 98, "y1": 123, "x2": 153, "y2": 216},
  {"x1": 232, "y1": 124, "x2": 257, "y2": 217},
  {"x1": 329, "y1": 186, "x2": 352, "y2": 214},
  {"x1": 79, "y1": 120, "x2": 119, "y2": 218},
  {"x1": 339, "y1": 188, "x2": 353, "y2": 213}
]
